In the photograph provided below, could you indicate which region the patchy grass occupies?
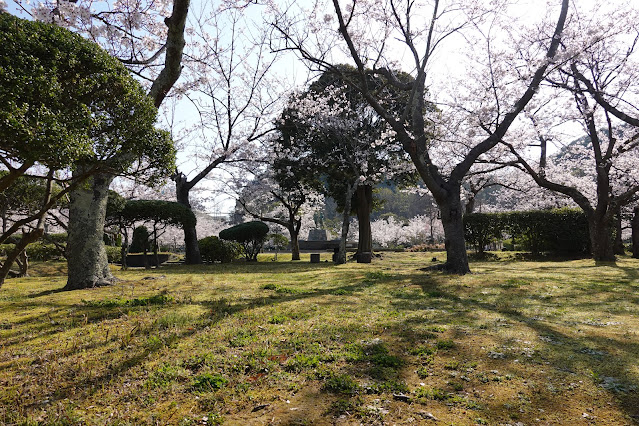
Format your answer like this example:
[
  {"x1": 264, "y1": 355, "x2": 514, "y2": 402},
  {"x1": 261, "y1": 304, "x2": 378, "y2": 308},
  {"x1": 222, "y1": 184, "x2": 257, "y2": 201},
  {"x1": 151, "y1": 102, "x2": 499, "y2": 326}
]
[{"x1": 1, "y1": 252, "x2": 639, "y2": 424}]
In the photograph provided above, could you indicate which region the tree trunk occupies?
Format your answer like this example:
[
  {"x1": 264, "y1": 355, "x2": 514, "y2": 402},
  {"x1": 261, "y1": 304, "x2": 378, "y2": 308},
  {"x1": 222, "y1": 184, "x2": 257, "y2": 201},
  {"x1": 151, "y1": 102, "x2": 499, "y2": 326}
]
[
  {"x1": 288, "y1": 226, "x2": 301, "y2": 261},
  {"x1": 175, "y1": 173, "x2": 202, "y2": 264},
  {"x1": 336, "y1": 183, "x2": 356, "y2": 264},
  {"x1": 632, "y1": 206, "x2": 639, "y2": 259},
  {"x1": 65, "y1": 173, "x2": 116, "y2": 290},
  {"x1": 589, "y1": 214, "x2": 615, "y2": 262},
  {"x1": 153, "y1": 223, "x2": 160, "y2": 268},
  {"x1": 356, "y1": 185, "x2": 373, "y2": 263},
  {"x1": 614, "y1": 212, "x2": 625, "y2": 255},
  {"x1": 0, "y1": 229, "x2": 43, "y2": 287},
  {"x1": 120, "y1": 227, "x2": 129, "y2": 270},
  {"x1": 438, "y1": 195, "x2": 470, "y2": 274}
]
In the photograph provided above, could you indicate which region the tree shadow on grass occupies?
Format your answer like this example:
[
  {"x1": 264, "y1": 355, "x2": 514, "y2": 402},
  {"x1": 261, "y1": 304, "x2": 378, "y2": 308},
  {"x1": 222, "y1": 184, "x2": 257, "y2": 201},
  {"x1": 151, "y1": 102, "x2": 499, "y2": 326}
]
[
  {"x1": 391, "y1": 269, "x2": 639, "y2": 423},
  {"x1": 1, "y1": 269, "x2": 393, "y2": 421}
]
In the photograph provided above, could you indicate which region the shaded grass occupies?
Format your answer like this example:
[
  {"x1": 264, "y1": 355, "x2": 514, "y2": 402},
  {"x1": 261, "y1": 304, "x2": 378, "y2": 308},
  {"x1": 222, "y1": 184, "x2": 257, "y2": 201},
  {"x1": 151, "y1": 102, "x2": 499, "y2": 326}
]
[{"x1": 0, "y1": 253, "x2": 639, "y2": 424}]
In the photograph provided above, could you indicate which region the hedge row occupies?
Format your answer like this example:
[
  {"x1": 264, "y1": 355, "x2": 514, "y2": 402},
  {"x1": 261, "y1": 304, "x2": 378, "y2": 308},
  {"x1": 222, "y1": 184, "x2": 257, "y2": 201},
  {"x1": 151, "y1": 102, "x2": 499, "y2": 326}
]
[
  {"x1": 0, "y1": 243, "x2": 64, "y2": 261},
  {"x1": 0, "y1": 242, "x2": 122, "y2": 263},
  {"x1": 198, "y1": 236, "x2": 241, "y2": 263},
  {"x1": 464, "y1": 208, "x2": 589, "y2": 255}
]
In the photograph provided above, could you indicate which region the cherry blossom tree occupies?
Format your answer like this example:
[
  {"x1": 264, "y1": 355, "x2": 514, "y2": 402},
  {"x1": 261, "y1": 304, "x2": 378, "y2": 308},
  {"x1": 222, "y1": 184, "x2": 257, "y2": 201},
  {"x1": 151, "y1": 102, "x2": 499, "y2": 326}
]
[
  {"x1": 169, "y1": 2, "x2": 281, "y2": 264},
  {"x1": 271, "y1": 0, "x2": 570, "y2": 273},
  {"x1": 275, "y1": 72, "x2": 414, "y2": 264},
  {"x1": 500, "y1": 2, "x2": 639, "y2": 261}
]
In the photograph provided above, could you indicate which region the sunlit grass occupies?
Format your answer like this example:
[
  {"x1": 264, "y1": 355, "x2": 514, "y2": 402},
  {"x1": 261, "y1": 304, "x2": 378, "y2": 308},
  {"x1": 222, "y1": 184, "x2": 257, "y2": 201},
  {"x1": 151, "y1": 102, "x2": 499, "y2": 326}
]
[{"x1": 1, "y1": 252, "x2": 638, "y2": 424}]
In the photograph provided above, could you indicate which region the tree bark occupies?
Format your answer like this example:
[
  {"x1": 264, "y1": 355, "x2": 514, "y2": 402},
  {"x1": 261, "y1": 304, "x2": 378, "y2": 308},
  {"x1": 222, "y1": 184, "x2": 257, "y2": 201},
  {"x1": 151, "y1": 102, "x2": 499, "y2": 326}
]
[
  {"x1": 614, "y1": 212, "x2": 625, "y2": 255},
  {"x1": 148, "y1": 0, "x2": 190, "y2": 107},
  {"x1": 0, "y1": 229, "x2": 42, "y2": 287},
  {"x1": 0, "y1": 171, "x2": 53, "y2": 287},
  {"x1": 175, "y1": 172, "x2": 202, "y2": 264},
  {"x1": 120, "y1": 226, "x2": 129, "y2": 270},
  {"x1": 632, "y1": 206, "x2": 639, "y2": 259},
  {"x1": 589, "y1": 214, "x2": 615, "y2": 262},
  {"x1": 65, "y1": 173, "x2": 116, "y2": 290},
  {"x1": 336, "y1": 183, "x2": 356, "y2": 264},
  {"x1": 290, "y1": 228, "x2": 301, "y2": 261},
  {"x1": 355, "y1": 185, "x2": 373, "y2": 263},
  {"x1": 439, "y1": 194, "x2": 471, "y2": 274}
]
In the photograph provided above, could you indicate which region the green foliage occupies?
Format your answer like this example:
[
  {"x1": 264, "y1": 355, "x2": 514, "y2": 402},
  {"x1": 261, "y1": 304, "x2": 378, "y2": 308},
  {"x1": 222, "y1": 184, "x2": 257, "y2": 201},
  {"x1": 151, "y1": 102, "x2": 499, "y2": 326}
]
[
  {"x1": 219, "y1": 221, "x2": 269, "y2": 261},
  {"x1": 0, "y1": 13, "x2": 175, "y2": 181},
  {"x1": 323, "y1": 373, "x2": 359, "y2": 395},
  {"x1": 274, "y1": 65, "x2": 417, "y2": 215},
  {"x1": 464, "y1": 208, "x2": 589, "y2": 255},
  {"x1": 25, "y1": 243, "x2": 62, "y2": 261},
  {"x1": 190, "y1": 373, "x2": 228, "y2": 392},
  {"x1": 464, "y1": 213, "x2": 504, "y2": 254},
  {"x1": 0, "y1": 172, "x2": 61, "y2": 219},
  {"x1": 1, "y1": 242, "x2": 65, "y2": 261},
  {"x1": 81, "y1": 293, "x2": 173, "y2": 308},
  {"x1": 436, "y1": 340, "x2": 456, "y2": 350},
  {"x1": 198, "y1": 236, "x2": 241, "y2": 263},
  {"x1": 105, "y1": 246, "x2": 122, "y2": 263},
  {"x1": 130, "y1": 226, "x2": 150, "y2": 254},
  {"x1": 105, "y1": 190, "x2": 127, "y2": 220},
  {"x1": 268, "y1": 233, "x2": 289, "y2": 251},
  {"x1": 117, "y1": 200, "x2": 196, "y2": 229}
]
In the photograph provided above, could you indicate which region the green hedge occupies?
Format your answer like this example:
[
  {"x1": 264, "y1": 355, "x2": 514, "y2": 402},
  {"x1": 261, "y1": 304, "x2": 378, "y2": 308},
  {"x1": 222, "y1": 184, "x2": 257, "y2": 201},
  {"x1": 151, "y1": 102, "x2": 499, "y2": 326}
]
[
  {"x1": 464, "y1": 208, "x2": 589, "y2": 255},
  {"x1": 198, "y1": 236, "x2": 241, "y2": 263},
  {"x1": 0, "y1": 243, "x2": 65, "y2": 261},
  {"x1": 105, "y1": 246, "x2": 122, "y2": 263}
]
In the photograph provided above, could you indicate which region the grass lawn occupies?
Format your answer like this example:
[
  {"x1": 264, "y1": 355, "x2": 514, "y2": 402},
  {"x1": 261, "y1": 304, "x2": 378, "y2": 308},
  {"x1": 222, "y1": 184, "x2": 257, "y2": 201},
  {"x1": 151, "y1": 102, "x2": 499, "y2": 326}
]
[{"x1": 1, "y1": 252, "x2": 639, "y2": 425}]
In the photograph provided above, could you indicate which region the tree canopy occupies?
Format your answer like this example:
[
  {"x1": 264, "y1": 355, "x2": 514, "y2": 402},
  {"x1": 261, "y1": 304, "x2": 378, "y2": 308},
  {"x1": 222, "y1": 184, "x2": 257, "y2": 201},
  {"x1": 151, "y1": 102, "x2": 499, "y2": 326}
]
[{"x1": 0, "y1": 12, "x2": 175, "y2": 189}]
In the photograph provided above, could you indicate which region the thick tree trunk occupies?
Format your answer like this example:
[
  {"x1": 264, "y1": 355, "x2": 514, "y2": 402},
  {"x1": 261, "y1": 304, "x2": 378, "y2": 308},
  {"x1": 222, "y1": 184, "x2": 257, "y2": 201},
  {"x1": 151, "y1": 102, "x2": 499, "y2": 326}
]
[
  {"x1": 632, "y1": 206, "x2": 639, "y2": 259},
  {"x1": 175, "y1": 173, "x2": 202, "y2": 264},
  {"x1": 289, "y1": 227, "x2": 301, "y2": 261},
  {"x1": 356, "y1": 185, "x2": 373, "y2": 263},
  {"x1": 614, "y1": 213, "x2": 625, "y2": 255},
  {"x1": 438, "y1": 196, "x2": 470, "y2": 274},
  {"x1": 589, "y1": 215, "x2": 616, "y2": 262},
  {"x1": 65, "y1": 173, "x2": 116, "y2": 290}
]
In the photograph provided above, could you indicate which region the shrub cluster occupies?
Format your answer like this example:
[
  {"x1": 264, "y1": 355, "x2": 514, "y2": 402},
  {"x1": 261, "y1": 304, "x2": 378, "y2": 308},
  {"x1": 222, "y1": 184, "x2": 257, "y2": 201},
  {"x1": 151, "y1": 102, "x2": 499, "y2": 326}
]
[
  {"x1": 464, "y1": 208, "x2": 589, "y2": 255},
  {"x1": 198, "y1": 236, "x2": 241, "y2": 263},
  {"x1": 219, "y1": 221, "x2": 269, "y2": 261},
  {"x1": 0, "y1": 242, "x2": 64, "y2": 261}
]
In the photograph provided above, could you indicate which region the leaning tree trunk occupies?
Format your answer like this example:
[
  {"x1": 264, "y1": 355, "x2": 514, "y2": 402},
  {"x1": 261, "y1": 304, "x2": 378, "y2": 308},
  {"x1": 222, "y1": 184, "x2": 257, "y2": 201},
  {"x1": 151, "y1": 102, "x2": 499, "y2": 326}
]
[
  {"x1": 438, "y1": 194, "x2": 471, "y2": 274},
  {"x1": 0, "y1": 228, "x2": 43, "y2": 287},
  {"x1": 175, "y1": 174, "x2": 202, "y2": 264},
  {"x1": 355, "y1": 185, "x2": 373, "y2": 263},
  {"x1": 588, "y1": 214, "x2": 616, "y2": 262},
  {"x1": 65, "y1": 173, "x2": 116, "y2": 290},
  {"x1": 632, "y1": 206, "x2": 639, "y2": 259}
]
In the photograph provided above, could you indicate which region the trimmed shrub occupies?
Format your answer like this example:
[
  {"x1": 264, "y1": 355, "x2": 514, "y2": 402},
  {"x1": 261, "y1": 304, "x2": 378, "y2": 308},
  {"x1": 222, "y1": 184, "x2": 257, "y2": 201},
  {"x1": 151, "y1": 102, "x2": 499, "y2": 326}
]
[
  {"x1": 219, "y1": 221, "x2": 269, "y2": 261},
  {"x1": 25, "y1": 243, "x2": 63, "y2": 261},
  {"x1": 198, "y1": 236, "x2": 241, "y2": 263},
  {"x1": 129, "y1": 226, "x2": 150, "y2": 253},
  {"x1": 464, "y1": 208, "x2": 589, "y2": 255},
  {"x1": 464, "y1": 214, "x2": 504, "y2": 254},
  {"x1": 105, "y1": 246, "x2": 122, "y2": 263}
]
